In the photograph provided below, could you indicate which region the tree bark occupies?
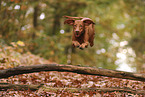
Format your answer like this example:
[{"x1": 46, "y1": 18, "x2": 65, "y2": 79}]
[
  {"x1": 0, "y1": 83, "x2": 144, "y2": 95},
  {"x1": 0, "y1": 64, "x2": 145, "y2": 81}
]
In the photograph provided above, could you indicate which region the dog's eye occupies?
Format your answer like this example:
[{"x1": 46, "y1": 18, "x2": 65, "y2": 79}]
[{"x1": 80, "y1": 25, "x2": 83, "y2": 27}]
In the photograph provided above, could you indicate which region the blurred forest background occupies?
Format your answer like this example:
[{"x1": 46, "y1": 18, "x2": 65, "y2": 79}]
[{"x1": 0, "y1": 0, "x2": 145, "y2": 72}]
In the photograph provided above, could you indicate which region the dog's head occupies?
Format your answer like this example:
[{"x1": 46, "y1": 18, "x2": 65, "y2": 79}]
[{"x1": 64, "y1": 18, "x2": 95, "y2": 37}]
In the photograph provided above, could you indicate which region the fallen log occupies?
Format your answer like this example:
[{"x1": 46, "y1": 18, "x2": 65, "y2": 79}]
[
  {"x1": 0, "y1": 64, "x2": 145, "y2": 81},
  {"x1": 0, "y1": 83, "x2": 145, "y2": 95}
]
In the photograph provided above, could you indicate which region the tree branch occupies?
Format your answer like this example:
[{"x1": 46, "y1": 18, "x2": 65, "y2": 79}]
[
  {"x1": 41, "y1": 87, "x2": 145, "y2": 95},
  {"x1": 0, "y1": 64, "x2": 145, "y2": 81},
  {"x1": 0, "y1": 83, "x2": 145, "y2": 95},
  {"x1": 0, "y1": 83, "x2": 41, "y2": 91}
]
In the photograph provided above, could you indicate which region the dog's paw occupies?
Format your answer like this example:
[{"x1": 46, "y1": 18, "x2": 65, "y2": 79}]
[
  {"x1": 79, "y1": 44, "x2": 87, "y2": 50},
  {"x1": 79, "y1": 43, "x2": 88, "y2": 49},
  {"x1": 79, "y1": 46, "x2": 84, "y2": 50},
  {"x1": 72, "y1": 41, "x2": 80, "y2": 48}
]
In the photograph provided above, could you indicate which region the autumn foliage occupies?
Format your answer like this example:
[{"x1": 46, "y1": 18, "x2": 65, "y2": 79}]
[
  {"x1": 0, "y1": 43, "x2": 145, "y2": 96},
  {"x1": 0, "y1": 0, "x2": 145, "y2": 96}
]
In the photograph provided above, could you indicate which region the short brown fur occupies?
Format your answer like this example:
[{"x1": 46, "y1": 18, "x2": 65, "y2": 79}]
[{"x1": 64, "y1": 16, "x2": 95, "y2": 49}]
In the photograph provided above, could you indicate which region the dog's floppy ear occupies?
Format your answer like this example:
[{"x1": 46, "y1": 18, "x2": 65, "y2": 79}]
[
  {"x1": 82, "y1": 18, "x2": 95, "y2": 26},
  {"x1": 64, "y1": 19, "x2": 75, "y2": 26}
]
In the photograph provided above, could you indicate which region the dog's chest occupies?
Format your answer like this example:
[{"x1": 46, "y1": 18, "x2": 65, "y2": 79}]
[{"x1": 76, "y1": 34, "x2": 85, "y2": 44}]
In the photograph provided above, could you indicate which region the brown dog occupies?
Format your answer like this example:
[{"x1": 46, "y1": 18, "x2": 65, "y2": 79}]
[{"x1": 64, "y1": 16, "x2": 95, "y2": 49}]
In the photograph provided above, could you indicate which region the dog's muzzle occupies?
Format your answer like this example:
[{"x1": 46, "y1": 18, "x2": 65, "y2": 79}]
[{"x1": 75, "y1": 31, "x2": 80, "y2": 37}]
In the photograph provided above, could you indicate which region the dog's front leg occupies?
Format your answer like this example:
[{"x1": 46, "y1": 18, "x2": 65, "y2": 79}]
[
  {"x1": 79, "y1": 30, "x2": 89, "y2": 49},
  {"x1": 72, "y1": 33, "x2": 80, "y2": 47},
  {"x1": 79, "y1": 41, "x2": 89, "y2": 49},
  {"x1": 72, "y1": 41, "x2": 80, "y2": 47}
]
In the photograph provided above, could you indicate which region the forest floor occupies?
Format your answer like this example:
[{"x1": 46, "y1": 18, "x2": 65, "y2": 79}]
[{"x1": 0, "y1": 45, "x2": 145, "y2": 96}]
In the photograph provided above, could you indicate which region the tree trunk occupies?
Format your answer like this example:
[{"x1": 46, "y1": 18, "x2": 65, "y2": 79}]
[
  {"x1": 32, "y1": 5, "x2": 38, "y2": 39},
  {"x1": 52, "y1": 13, "x2": 61, "y2": 35},
  {"x1": 0, "y1": 64, "x2": 145, "y2": 81},
  {"x1": 33, "y1": 6, "x2": 38, "y2": 28},
  {"x1": 0, "y1": 0, "x2": 1, "y2": 11},
  {"x1": 51, "y1": 2, "x2": 61, "y2": 35}
]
